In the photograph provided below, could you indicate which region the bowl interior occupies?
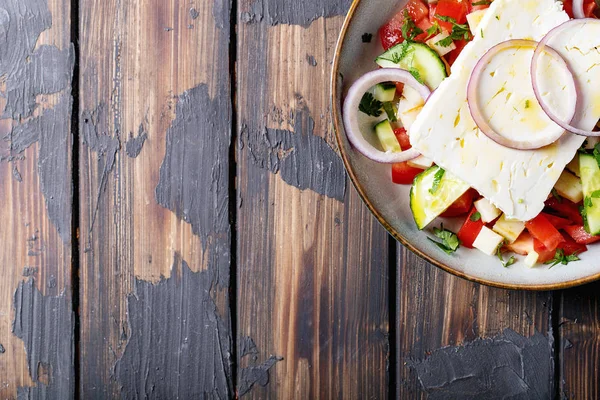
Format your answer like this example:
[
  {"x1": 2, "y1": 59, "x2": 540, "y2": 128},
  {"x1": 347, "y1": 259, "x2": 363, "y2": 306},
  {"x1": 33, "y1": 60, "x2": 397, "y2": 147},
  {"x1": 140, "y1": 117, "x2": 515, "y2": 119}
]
[{"x1": 332, "y1": 0, "x2": 600, "y2": 289}]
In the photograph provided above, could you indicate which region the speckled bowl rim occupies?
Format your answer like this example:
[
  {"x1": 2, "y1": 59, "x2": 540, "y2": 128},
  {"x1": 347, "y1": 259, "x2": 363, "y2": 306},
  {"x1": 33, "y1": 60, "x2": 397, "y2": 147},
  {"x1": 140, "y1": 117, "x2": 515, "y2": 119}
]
[{"x1": 330, "y1": 0, "x2": 600, "y2": 291}]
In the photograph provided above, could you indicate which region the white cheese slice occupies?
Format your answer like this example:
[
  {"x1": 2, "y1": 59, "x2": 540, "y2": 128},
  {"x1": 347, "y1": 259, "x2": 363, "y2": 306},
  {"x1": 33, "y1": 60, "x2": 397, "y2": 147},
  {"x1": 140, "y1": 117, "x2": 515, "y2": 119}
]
[{"x1": 410, "y1": 0, "x2": 600, "y2": 221}]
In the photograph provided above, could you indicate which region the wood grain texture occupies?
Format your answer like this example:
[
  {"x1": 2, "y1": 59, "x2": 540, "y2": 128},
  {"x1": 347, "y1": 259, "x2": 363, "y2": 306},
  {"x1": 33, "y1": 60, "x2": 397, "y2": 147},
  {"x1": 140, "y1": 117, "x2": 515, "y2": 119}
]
[
  {"x1": 236, "y1": 1, "x2": 390, "y2": 397},
  {"x1": 0, "y1": 0, "x2": 73, "y2": 398},
  {"x1": 559, "y1": 282, "x2": 600, "y2": 399},
  {"x1": 78, "y1": 0, "x2": 233, "y2": 397},
  {"x1": 397, "y1": 247, "x2": 554, "y2": 399}
]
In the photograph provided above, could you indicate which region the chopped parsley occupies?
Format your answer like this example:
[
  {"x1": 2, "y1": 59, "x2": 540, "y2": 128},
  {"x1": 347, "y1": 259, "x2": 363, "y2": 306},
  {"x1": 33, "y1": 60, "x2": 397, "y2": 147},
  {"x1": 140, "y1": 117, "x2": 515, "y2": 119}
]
[
  {"x1": 383, "y1": 102, "x2": 397, "y2": 122},
  {"x1": 544, "y1": 248, "x2": 581, "y2": 268},
  {"x1": 580, "y1": 205, "x2": 590, "y2": 233},
  {"x1": 426, "y1": 22, "x2": 442, "y2": 36},
  {"x1": 472, "y1": 0, "x2": 492, "y2": 5},
  {"x1": 409, "y1": 67, "x2": 425, "y2": 84},
  {"x1": 495, "y1": 15, "x2": 500, "y2": 20},
  {"x1": 401, "y1": 10, "x2": 424, "y2": 41},
  {"x1": 497, "y1": 245, "x2": 516, "y2": 268},
  {"x1": 518, "y1": 198, "x2": 525, "y2": 204},
  {"x1": 525, "y1": 100, "x2": 531, "y2": 109},
  {"x1": 381, "y1": 41, "x2": 412, "y2": 64},
  {"x1": 551, "y1": 188, "x2": 562, "y2": 203},
  {"x1": 358, "y1": 92, "x2": 383, "y2": 117},
  {"x1": 594, "y1": 143, "x2": 600, "y2": 169},
  {"x1": 470, "y1": 211, "x2": 482, "y2": 222},
  {"x1": 361, "y1": 33, "x2": 373, "y2": 43},
  {"x1": 428, "y1": 224, "x2": 461, "y2": 255},
  {"x1": 592, "y1": 189, "x2": 600, "y2": 198},
  {"x1": 585, "y1": 196, "x2": 593, "y2": 208},
  {"x1": 436, "y1": 15, "x2": 473, "y2": 41},
  {"x1": 429, "y1": 168, "x2": 446, "y2": 194},
  {"x1": 436, "y1": 35, "x2": 454, "y2": 47}
]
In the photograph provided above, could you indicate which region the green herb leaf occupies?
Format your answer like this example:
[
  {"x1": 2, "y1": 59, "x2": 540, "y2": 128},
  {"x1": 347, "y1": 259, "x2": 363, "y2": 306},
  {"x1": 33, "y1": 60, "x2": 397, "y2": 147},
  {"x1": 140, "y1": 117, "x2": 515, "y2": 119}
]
[
  {"x1": 495, "y1": 241, "x2": 515, "y2": 267},
  {"x1": 592, "y1": 190, "x2": 600, "y2": 198},
  {"x1": 435, "y1": 36, "x2": 454, "y2": 47},
  {"x1": 470, "y1": 211, "x2": 481, "y2": 222},
  {"x1": 381, "y1": 41, "x2": 412, "y2": 64},
  {"x1": 585, "y1": 196, "x2": 593, "y2": 208},
  {"x1": 593, "y1": 142, "x2": 600, "y2": 169},
  {"x1": 426, "y1": 22, "x2": 441, "y2": 36},
  {"x1": 544, "y1": 248, "x2": 581, "y2": 268},
  {"x1": 428, "y1": 224, "x2": 461, "y2": 254},
  {"x1": 429, "y1": 168, "x2": 445, "y2": 194},
  {"x1": 580, "y1": 205, "x2": 590, "y2": 233},
  {"x1": 358, "y1": 92, "x2": 383, "y2": 117},
  {"x1": 409, "y1": 68, "x2": 424, "y2": 84},
  {"x1": 437, "y1": 15, "x2": 473, "y2": 41},
  {"x1": 472, "y1": 0, "x2": 492, "y2": 5},
  {"x1": 383, "y1": 102, "x2": 397, "y2": 122},
  {"x1": 401, "y1": 10, "x2": 424, "y2": 41},
  {"x1": 551, "y1": 188, "x2": 562, "y2": 203}
]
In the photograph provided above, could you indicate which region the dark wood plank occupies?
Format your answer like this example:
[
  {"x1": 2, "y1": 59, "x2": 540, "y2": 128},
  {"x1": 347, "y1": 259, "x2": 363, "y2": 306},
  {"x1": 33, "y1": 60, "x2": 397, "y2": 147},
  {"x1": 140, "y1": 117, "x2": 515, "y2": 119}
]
[
  {"x1": 236, "y1": 1, "x2": 389, "y2": 397},
  {"x1": 78, "y1": 0, "x2": 233, "y2": 397},
  {"x1": 559, "y1": 282, "x2": 600, "y2": 399},
  {"x1": 0, "y1": 0, "x2": 74, "y2": 397},
  {"x1": 397, "y1": 247, "x2": 555, "y2": 399}
]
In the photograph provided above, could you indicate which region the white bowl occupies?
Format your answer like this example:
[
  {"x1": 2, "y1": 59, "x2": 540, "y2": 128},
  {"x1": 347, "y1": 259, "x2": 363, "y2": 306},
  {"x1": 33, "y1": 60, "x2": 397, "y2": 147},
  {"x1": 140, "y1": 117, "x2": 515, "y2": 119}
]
[{"x1": 331, "y1": 0, "x2": 600, "y2": 289}]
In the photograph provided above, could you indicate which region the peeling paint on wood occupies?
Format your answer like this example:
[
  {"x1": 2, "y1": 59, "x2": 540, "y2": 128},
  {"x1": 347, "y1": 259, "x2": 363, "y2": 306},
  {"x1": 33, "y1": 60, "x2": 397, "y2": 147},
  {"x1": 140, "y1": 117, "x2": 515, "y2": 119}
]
[
  {"x1": 155, "y1": 84, "x2": 231, "y2": 288},
  {"x1": 9, "y1": 94, "x2": 74, "y2": 243},
  {"x1": 125, "y1": 124, "x2": 147, "y2": 158},
  {"x1": 237, "y1": 336, "x2": 283, "y2": 397},
  {"x1": 114, "y1": 254, "x2": 232, "y2": 399},
  {"x1": 13, "y1": 279, "x2": 74, "y2": 399},
  {"x1": 241, "y1": 108, "x2": 346, "y2": 201},
  {"x1": 241, "y1": 0, "x2": 352, "y2": 26},
  {"x1": 408, "y1": 329, "x2": 552, "y2": 399}
]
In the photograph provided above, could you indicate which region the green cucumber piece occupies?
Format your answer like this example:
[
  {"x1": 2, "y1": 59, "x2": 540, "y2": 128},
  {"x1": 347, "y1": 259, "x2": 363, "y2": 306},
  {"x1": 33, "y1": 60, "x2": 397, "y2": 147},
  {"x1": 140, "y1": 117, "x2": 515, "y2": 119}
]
[
  {"x1": 410, "y1": 166, "x2": 470, "y2": 229},
  {"x1": 374, "y1": 119, "x2": 401, "y2": 152},
  {"x1": 373, "y1": 82, "x2": 397, "y2": 102},
  {"x1": 375, "y1": 41, "x2": 448, "y2": 90},
  {"x1": 579, "y1": 153, "x2": 600, "y2": 235}
]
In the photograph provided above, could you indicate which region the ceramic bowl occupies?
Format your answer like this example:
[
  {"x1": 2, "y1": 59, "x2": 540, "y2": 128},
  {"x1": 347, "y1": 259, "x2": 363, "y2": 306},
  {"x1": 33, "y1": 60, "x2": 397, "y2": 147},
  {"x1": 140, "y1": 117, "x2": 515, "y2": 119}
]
[{"x1": 331, "y1": 0, "x2": 600, "y2": 289}]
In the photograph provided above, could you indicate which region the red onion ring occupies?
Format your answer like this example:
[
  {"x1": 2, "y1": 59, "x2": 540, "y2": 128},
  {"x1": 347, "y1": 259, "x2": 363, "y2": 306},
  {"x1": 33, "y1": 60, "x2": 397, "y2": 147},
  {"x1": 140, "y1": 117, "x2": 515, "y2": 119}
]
[
  {"x1": 467, "y1": 39, "x2": 576, "y2": 150},
  {"x1": 342, "y1": 68, "x2": 430, "y2": 163},
  {"x1": 573, "y1": 0, "x2": 585, "y2": 19},
  {"x1": 531, "y1": 19, "x2": 600, "y2": 137}
]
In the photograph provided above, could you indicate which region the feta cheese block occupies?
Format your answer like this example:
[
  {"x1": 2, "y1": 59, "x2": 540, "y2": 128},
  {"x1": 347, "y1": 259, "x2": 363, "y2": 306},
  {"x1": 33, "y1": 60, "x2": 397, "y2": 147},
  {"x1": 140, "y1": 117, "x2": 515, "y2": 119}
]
[{"x1": 410, "y1": 0, "x2": 600, "y2": 221}]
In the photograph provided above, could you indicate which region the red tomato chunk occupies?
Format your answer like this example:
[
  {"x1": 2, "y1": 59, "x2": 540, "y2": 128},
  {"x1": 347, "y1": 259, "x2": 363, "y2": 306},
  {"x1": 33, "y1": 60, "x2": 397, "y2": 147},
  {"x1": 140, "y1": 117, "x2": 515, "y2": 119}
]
[
  {"x1": 392, "y1": 162, "x2": 423, "y2": 184},
  {"x1": 457, "y1": 207, "x2": 484, "y2": 248},
  {"x1": 563, "y1": 225, "x2": 600, "y2": 245},
  {"x1": 441, "y1": 188, "x2": 475, "y2": 217},
  {"x1": 525, "y1": 214, "x2": 565, "y2": 251}
]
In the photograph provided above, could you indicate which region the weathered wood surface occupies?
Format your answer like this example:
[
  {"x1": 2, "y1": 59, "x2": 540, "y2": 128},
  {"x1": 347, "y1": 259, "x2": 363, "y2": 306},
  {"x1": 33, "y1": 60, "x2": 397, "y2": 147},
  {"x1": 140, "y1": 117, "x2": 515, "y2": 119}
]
[
  {"x1": 0, "y1": 0, "x2": 74, "y2": 398},
  {"x1": 396, "y1": 247, "x2": 555, "y2": 399},
  {"x1": 236, "y1": 0, "x2": 390, "y2": 398},
  {"x1": 78, "y1": 0, "x2": 233, "y2": 397},
  {"x1": 559, "y1": 283, "x2": 600, "y2": 399}
]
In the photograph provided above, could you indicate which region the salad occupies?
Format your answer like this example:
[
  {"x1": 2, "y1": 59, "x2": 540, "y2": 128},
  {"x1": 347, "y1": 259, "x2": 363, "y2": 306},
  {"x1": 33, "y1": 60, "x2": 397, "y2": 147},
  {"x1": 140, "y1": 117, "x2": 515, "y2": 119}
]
[{"x1": 342, "y1": 0, "x2": 600, "y2": 268}]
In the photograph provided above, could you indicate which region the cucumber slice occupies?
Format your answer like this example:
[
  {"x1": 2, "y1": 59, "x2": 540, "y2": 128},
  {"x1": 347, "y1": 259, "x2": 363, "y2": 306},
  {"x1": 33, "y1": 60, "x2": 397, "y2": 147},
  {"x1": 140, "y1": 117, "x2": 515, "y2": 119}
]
[
  {"x1": 375, "y1": 119, "x2": 401, "y2": 152},
  {"x1": 410, "y1": 166, "x2": 470, "y2": 229},
  {"x1": 375, "y1": 41, "x2": 448, "y2": 90},
  {"x1": 374, "y1": 82, "x2": 397, "y2": 102},
  {"x1": 579, "y1": 154, "x2": 600, "y2": 235}
]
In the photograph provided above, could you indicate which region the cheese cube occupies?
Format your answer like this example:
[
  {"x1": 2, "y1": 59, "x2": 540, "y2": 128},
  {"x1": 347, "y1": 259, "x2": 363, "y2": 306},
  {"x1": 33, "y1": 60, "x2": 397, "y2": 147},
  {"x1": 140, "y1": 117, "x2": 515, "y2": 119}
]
[
  {"x1": 466, "y1": 9, "x2": 487, "y2": 35},
  {"x1": 566, "y1": 154, "x2": 580, "y2": 177},
  {"x1": 408, "y1": 155, "x2": 434, "y2": 170},
  {"x1": 524, "y1": 251, "x2": 540, "y2": 268},
  {"x1": 554, "y1": 170, "x2": 583, "y2": 203},
  {"x1": 473, "y1": 226, "x2": 505, "y2": 255},
  {"x1": 426, "y1": 32, "x2": 456, "y2": 57},
  {"x1": 493, "y1": 214, "x2": 525, "y2": 243},
  {"x1": 474, "y1": 198, "x2": 501, "y2": 223}
]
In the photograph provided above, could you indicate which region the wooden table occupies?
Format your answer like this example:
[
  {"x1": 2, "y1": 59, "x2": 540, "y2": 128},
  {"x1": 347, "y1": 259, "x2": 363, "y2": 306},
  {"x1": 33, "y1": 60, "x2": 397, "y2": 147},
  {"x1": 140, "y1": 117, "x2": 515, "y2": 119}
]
[{"x1": 0, "y1": 0, "x2": 598, "y2": 398}]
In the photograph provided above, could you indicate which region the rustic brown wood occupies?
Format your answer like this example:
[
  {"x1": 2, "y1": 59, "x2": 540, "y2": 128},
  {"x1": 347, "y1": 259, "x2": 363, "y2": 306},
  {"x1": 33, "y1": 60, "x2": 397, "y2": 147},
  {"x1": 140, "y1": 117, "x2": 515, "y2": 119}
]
[
  {"x1": 0, "y1": 0, "x2": 74, "y2": 398},
  {"x1": 236, "y1": 1, "x2": 390, "y2": 397},
  {"x1": 559, "y1": 282, "x2": 600, "y2": 399},
  {"x1": 397, "y1": 247, "x2": 555, "y2": 398},
  {"x1": 78, "y1": 0, "x2": 233, "y2": 397}
]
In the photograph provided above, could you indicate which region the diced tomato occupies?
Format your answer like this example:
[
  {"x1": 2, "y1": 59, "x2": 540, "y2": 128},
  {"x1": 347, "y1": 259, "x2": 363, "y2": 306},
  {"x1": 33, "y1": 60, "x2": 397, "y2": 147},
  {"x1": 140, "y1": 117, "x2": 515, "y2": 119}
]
[
  {"x1": 533, "y1": 238, "x2": 557, "y2": 264},
  {"x1": 563, "y1": 225, "x2": 600, "y2": 245},
  {"x1": 392, "y1": 162, "x2": 423, "y2": 184},
  {"x1": 558, "y1": 232, "x2": 587, "y2": 256},
  {"x1": 395, "y1": 82, "x2": 405, "y2": 97},
  {"x1": 446, "y1": 39, "x2": 468, "y2": 66},
  {"x1": 441, "y1": 188, "x2": 476, "y2": 217},
  {"x1": 540, "y1": 212, "x2": 571, "y2": 230},
  {"x1": 525, "y1": 214, "x2": 565, "y2": 251},
  {"x1": 379, "y1": 0, "x2": 430, "y2": 49},
  {"x1": 562, "y1": 0, "x2": 597, "y2": 18},
  {"x1": 433, "y1": 0, "x2": 469, "y2": 31},
  {"x1": 544, "y1": 197, "x2": 584, "y2": 225},
  {"x1": 414, "y1": 18, "x2": 435, "y2": 42},
  {"x1": 506, "y1": 232, "x2": 534, "y2": 255},
  {"x1": 457, "y1": 207, "x2": 484, "y2": 248},
  {"x1": 394, "y1": 127, "x2": 411, "y2": 150}
]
